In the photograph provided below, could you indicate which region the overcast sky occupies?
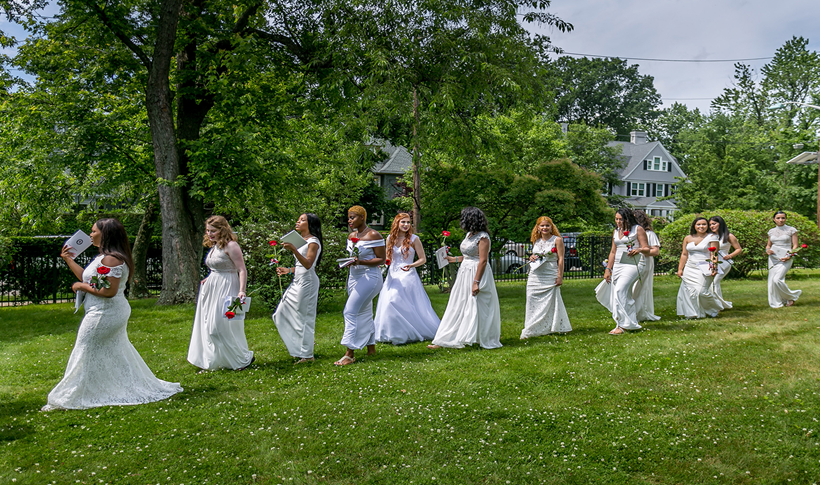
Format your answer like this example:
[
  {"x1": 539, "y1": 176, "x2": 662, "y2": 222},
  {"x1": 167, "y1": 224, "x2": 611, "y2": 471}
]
[{"x1": 530, "y1": 0, "x2": 819, "y2": 113}]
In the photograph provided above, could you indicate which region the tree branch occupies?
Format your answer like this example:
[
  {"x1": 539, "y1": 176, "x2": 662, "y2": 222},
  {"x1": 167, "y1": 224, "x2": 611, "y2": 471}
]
[{"x1": 84, "y1": 0, "x2": 152, "y2": 69}]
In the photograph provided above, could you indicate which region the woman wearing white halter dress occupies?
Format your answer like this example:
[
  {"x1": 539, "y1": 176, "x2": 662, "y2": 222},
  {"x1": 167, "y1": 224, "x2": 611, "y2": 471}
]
[
  {"x1": 595, "y1": 208, "x2": 649, "y2": 335},
  {"x1": 44, "y1": 218, "x2": 182, "y2": 411},
  {"x1": 708, "y1": 216, "x2": 743, "y2": 309},
  {"x1": 188, "y1": 215, "x2": 254, "y2": 371},
  {"x1": 374, "y1": 213, "x2": 440, "y2": 344},
  {"x1": 632, "y1": 210, "x2": 661, "y2": 322},
  {"x1": 520, "y1": 216, "x2": 571, "y2": 339},
  {"x1": 428, "y1": 207, "x2": 502, "y2": 350},
  {"x1": 676, "y1": 216, "x2": 722, "y2": 319},
  {"x1": 335, "y1": 205, "x2": 386, "y2": 365},
  {"x1": 273, "y1": 213, "x2": 323, "y2": 363},
  {"x1": 766, "y1": 211, "x2": 802, "y2": 308}
]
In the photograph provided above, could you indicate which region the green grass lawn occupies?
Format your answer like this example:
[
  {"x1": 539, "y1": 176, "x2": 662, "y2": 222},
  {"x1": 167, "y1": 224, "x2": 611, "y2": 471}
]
[{"x1": 1, "y1": 273, "x2": 820, "y2": 484}]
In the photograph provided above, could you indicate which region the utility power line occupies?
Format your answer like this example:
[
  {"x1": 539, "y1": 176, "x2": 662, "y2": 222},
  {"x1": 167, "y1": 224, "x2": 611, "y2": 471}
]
[{"x1": 560, "y1": 52, "x2": 773, "y2": 63}]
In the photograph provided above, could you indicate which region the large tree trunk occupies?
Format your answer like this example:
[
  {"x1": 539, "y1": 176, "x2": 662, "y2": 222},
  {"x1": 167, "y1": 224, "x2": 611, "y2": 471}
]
[
  {"x1": 145, "y1": 0, "x2": 201, "y2": 304},
  {"x1": 130, "y1": 199, "x2": 158, "y2": 299}
]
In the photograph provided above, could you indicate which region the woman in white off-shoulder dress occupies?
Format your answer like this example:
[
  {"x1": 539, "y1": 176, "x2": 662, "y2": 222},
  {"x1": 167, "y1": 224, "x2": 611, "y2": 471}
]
[
  {"x1": 676, "y1": 216, "x2": 723, "y2": 319},
  {"x1": 44, "y1": 218, "x2": 182, "y2": 411},
  {"x1": 429, "y1": 207, "x2": 502, "y2": 350},
  {"x1": 766, "y1": 211, "x2": 802, "y2": 308},
  {"x1": 595, "y1": 208, "x2": 649, "y2": 335},
  {"x1": 273, "y1": 213, "x2": 323, "y2": 363},
  {"x1": 335, "y1": 205, "x2": 386, "y2": 365},
  {"x1": 374, "y1": 213, "x2": 440, "y2": 344},
  {"x1": 521, "y1": 216, "x2": 570, "y2": 338},
  {"x1": 188, "y1": 215, "x2": 254, "y2": 372},
  {"x1": 708, "y1": 216, "x2": 743, "y2": 308},
  {"x1": 632, "y1": 210, "x2": 661, "y2": 322}
]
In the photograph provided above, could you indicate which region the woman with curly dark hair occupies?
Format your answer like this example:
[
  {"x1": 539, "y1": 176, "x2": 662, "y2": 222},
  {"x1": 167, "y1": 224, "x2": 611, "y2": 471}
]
[{"x1": 429, "y1": 207, "x2": 502, "y2": 350}]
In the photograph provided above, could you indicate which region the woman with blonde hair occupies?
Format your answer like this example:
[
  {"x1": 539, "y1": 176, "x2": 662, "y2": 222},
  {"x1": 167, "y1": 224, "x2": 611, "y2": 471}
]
[
  {"x1": 521, "y1": 216, "x2": 571, "y2": 338},
  {"x1": 188, "y1": 215, "x2": 254, "y2": 372},
  {"x1": 374, "y1": 213, "x2": 440, "y2": 345},
  {"x1": 336, "y1": 205, "x2": 385, "y2": 365}
]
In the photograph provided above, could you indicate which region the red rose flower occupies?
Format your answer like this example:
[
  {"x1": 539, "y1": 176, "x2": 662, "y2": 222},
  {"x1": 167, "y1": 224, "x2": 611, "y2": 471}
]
[
  {"x1": 802, "y1": 244, "x2": 808, "y2": 248},
  {"x1": 350, "y1": 237, "x2": 360, "y2": 244},
  {"x1": 225, "y1": 311, "x2": 236, "y2": 319},
  {"x1": 708, "y1": 246, "x2": 717, "y2": 252},
  {"x1": 551, "y1": 247, "x2": 557, "y2": 253},
  {"x1": 97, "y1": 266, "x2": 111, "y2": 275},
  {"x1": 385, "y1": 259, "x2": 391, "y2": 266},
  {"x1": 269, "y1": 241, "x2": 277, "y2": 246},
  {"x1": 622, "y1": 231, "x2": 630, "y2": 236},
  {"x1": 442, "y1": 230, "x2": 451, "y2": 237}
]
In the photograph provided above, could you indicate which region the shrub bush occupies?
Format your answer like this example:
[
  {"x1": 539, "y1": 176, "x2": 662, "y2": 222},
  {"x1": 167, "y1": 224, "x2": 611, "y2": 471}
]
[{"x1": 658, "y1": 210, "x2": 820, "y2": 278}]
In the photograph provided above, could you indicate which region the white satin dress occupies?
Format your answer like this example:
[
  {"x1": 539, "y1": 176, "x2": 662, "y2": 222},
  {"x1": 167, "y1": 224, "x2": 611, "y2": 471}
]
[
  {"x1": 273, "y1": 237, "x2": 321, "y2": 359},
  {"x1": 431, "y1": 232, "x2": 502, "y2": 349},
  {"x1": 595, "y1": 226, "x2": 643, "y2": 330},
  {"x1": 374, "y1": 235, "x2": 441, "y2": 344},
  {"x1": 711, "y1": 238, "x2": 734, "y2": 309},
  {"x1": 188, "y1": 245, "x2": 254, "y2": 370},
  {"x1": 767, "y1": 225, "x2": 801, "y2": 308},
  {"x1": 44, "y1": 255, "x2": 182, "y2": 410},
  {"x1": 676, "y1": 234, "x2": 723, "y2": 319},
  {"x1": 632, "y1": 230, "x2": 661, "y2": 322},
  {"x1": 521, "y1": 236, "x2": 571, "y2": 338},
  {"x1": 341, "y1": 239, "x2": 385, "y2": 350}
]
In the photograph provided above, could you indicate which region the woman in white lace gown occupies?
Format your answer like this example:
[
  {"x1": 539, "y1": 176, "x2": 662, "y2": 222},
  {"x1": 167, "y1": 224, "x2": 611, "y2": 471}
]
[
  {"x1": 273, "y1": 213, "x2": 323, "y2": 363},
  {"x1": 676, "y1": 216, "x2": 723, "y2": 319},
  {"x1": 44, "y1": 218, "x2": 182, "y2": 411},
  {"x1": 521, "y1": 216, "x2": 570, "y2": 338},
  {"x1": 708, "y1": 216, "x2": 743, "y2": 308},
  {"x1": 374, "y1": 213, "x2": 440, "y2": 344},
  {"x1": 595, "y1": 208, "x2": 649, "y2": 335},
  {"x1": 766, "y1": 211, "x2": 802, "y2": 308},
  {"x1": 335, "y1": 205, "x2": 385, "y2": 365},
  {"x1": 429, "y1": 207, "x2": 502, "y2": 350},
  {"x1": 188, "y1": 216, "x2": 254, "y2": 371},
  {"x1": 632, "y1": 210, "x2": 661, "y2": 322}
]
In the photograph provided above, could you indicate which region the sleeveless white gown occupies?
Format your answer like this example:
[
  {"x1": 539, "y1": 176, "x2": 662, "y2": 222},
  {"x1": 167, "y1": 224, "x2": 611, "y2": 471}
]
[
  {"x1": 188, "y1": 245, "x2": 254, "y2": 370},
  {"x1": 711, "y1": 238, "x2": 734, "y2": 309},
  {"x1": 44, "y1": 255, "x2": 182, "y2": 410},
  {"x1": 374, "y1": 235, "x2": 441, "y2": 344},
  {"x1": 521, "y1": 236, "x2": 571, "y2": 338},
  {"x1": 273, "y1": 237, "x2": 322, "y2": 359},
  {"x1": 767, "y1": 225, "x2": 801, "y2": 308},
  {"x1": 633, "y1": 230, "x2": 661, "y2": 322},
  {"x1": 431, "y1": 232, "x2": 502, "y2": 349},
  {"x1": 676, "y1": 234, "x2": 723, "y2": 319},
  {"x1": 595, "y1": 225, "x2": 643, "y2": 330},
  {"x1": 341, "y1": 239, "x2": 385, "y2": 350}
]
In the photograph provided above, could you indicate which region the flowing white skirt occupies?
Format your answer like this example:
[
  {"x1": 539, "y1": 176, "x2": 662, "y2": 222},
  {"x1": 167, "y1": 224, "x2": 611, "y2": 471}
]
[
  {"x1": 432, "y1": 260, "x2": 502, "y2": 349},
  {"x1": 374, "y1": 267, "x2": 440, "y2": 344},
  {"x1": 595, "y1": 260, "x2": 642, "y2": 330},
  {"x1": 768, "y1": 254, "x2": 801, "y2": 308},
  {"x1": 676, "y1": 261, "x2": 722, "y2": 318},
  {"x1": 188, "y1": 270, "x2": 254, "y2": 370},
  {"x1": 341, "y1": 267, "x2": 383, "y2": 350},
  {"x1": 521, "y1": 261, "x2": 571, "y2": 338},
  {"x1": 46, "y1": 294, "x2": 182, "y2": 410},
  {"x1": 633, "y1": 256, "x2": 660, "y2": 322},
  {"x1": 711, "y1": 262, "x2": 733, "y2": 309},
  {"x1": 273, "y1": 268, "x2": 320, "y2": 358}
]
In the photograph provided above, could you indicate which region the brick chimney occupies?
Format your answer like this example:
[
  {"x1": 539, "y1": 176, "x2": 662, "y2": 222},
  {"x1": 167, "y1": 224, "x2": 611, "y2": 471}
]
[{"x1": 630, "y1": 131, "x2": 647, "y2": 145}]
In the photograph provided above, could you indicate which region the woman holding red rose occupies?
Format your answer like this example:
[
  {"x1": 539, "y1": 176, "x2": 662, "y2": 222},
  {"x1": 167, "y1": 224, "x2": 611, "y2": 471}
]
[
  {"x1": 521, "y1": 216, "x2": 571, "y2": 339},
  {"x1": 336, "y1": 205, "x2": 386, "y2": 365},
  {"x1": 373, "y1": 213, "x2": 440, "y2": 345},
  {"x1": 676, "y1": 216, "x2": 723, "y2": 319},
  {"x1": 44, "y1": 218, "x2": 182, "y2": 411},
  {"x1": 188, "y1": 215, "x2": 254, "y2": 372}
]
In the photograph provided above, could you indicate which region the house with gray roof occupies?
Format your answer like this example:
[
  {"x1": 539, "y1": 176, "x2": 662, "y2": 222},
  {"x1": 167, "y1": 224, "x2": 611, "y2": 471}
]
[
  {"x1": 607, "y1": 131, "x2": 685, "y2": 219},
  {"x1": 370, "y1": 139, "x2": 412, "y2": 200}
]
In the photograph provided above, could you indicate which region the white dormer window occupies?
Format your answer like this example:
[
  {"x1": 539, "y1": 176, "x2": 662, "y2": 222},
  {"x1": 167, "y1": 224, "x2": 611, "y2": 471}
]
[{"x1": 647, "y1": 156, "x2": 668, "y2": 171}]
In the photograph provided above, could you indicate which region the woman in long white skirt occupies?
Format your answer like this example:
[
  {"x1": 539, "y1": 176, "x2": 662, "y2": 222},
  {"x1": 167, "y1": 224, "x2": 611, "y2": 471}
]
[
  {"x1": 45, "y1": 218, "x2": 182, "y2": 410},
  {"x1": 766, "y1": 211, "x2": 802, "y2": 308},
  {"x1": 708, "y1": 216, "x2": 743, "y2": 308},
  {"x1": 676, "y1": 216, "x2": 722, "y2": 319},
  {"x1": 188, "y1": 215, "x2": 254, "y2": 372},
  {"x1": 595, "y1": 208, "x2": 649, "y2": 335},
  {"x1": 632, "y1": 210, "x2": 661, "y2": 322},
  {"x1": 374, "y1": 213, "x2": 440, "y2": 344},
  {"x1": 335, "y1": 205, "x2": 385, "y2": 365},
  {"x1": 521, "y1": 216, "x2": 571, "y2": 338},
  {"x1": 429, "y1": 207, "x2": 502, "y2": 350},
  {"x1": 273, "y1": 213, "x2": 323, "y2": 363}
]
